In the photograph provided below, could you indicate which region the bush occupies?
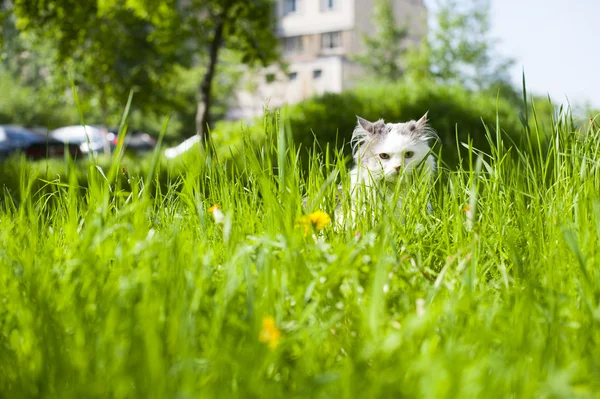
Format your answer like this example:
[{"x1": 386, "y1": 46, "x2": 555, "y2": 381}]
[
  {"x1": 212, "y1": 80, "x2": 540, "y2": 170},
  {"x1": 286, "y1": 81, "x2": 528, "y2": 168}
]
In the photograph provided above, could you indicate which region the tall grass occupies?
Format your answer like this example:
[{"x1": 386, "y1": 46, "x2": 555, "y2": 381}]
[{"x1": 1, "y1": 103, "x2": 600, "y2": 399}]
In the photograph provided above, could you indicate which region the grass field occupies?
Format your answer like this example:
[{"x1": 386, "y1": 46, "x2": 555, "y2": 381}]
[{"x1": 1, "y1": 106, "x2": 600, "y2": 399}]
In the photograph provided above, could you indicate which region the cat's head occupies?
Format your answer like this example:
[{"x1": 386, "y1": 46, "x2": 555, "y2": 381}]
[{"x1": 351, "y1": 113, "x2": 438, "y2": 183}]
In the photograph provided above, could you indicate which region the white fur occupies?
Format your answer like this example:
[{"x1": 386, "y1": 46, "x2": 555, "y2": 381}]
[{"x1": 338, "y1": 115, "x2": 437, "y2": 226}]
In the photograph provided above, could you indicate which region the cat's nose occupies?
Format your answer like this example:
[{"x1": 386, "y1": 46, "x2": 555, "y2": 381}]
[{"x1": 394, "y1": 165, "x2": 402, "y2": 172}]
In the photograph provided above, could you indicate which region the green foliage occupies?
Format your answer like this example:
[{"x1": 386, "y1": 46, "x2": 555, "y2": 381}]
[
  {"x1": 212, "y1": 81, "x2": 531, "y2": 170},
  {"x1": 127, "y1": 59, "x2": 244, "y2": 140},
  {"x1": 216, "y1": 0, "x2": 280, "y2": 66},
  {"x1": 0, "y1": 0, "x2": 9, "y2": 49},
  {"x1": 11, "y1": 0, "x2": 187, "y2": 120},
  {"x1": 0, "y1": 10, "x2": 80, "y2": 128},
  {"x1": 0, "y1": 25, "x2": 242, "y2": 139},
  {"x1": 4, "y1": 0, "x2": 279, "y2": 138},
  {"x1": 187, "y1": 0, "x2": 280, "y2": 141},
  {"x1": 1, "y1": 104, "x2": 600, "y2": 398},
  {"x1": 0, "y1": 68, "x2": 79, "y2": 128},
  {"x1": 352, "y1": 0, "x2": 409, "y2": 81},
  {"x1": 413, "y1": 0, "x2": 514, "y2": 94}
]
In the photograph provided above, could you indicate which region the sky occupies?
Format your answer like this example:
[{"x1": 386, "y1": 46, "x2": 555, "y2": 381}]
[{"x1": 427, "y1": 0, "x2": 600, "y2": 109}]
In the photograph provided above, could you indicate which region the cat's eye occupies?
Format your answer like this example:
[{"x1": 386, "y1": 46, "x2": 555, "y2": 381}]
[
  {"x1": 404, "y1": 151, "x2": 414, "y2": 159},
  {"x1": 379, "y1": 153, "x2": 390, "y2": 160}
]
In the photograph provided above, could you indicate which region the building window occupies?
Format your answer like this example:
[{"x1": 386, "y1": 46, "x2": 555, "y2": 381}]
[
  {"x1": 283, "y1": 0, "x2": 297, "y2": 15},
  {"x1": 313, "y1": 69, "x2": 322, "y2": 79},
  {"x1": 320, "y1": 0, "x2": 336, "y2": 11},
  {"x1": 321, "y1": 31, "x2": 342, "y2": 50},
  {"x1": 288, "y1": 71, "x2": 298, "y2": 81},
  {"x1": 283, "y1": 36, "x2": 304, "y2": 54}
]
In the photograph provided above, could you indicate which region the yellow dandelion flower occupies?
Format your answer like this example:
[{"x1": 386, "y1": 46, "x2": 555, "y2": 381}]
[
  {"x1": 259, "y1": 317, "x2": 281, "y2": 349},
  {"x1": 296, "y1": 210, "x2": 331, "y2": 236},
  {"x1": 308, "y1": 211, "x2": 331, "y2": 230}
]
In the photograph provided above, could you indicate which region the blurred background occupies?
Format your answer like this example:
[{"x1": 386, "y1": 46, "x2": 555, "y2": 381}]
[
  {"x1": 488, "y1": 0, "x2": 600, "y2": 109},
  {"x1": 0, "y1": 0, "x2": 597, "y2": 162}
]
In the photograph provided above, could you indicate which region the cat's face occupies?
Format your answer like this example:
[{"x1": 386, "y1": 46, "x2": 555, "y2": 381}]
[{"x1": 351, "y1": 114, "x2": 437, "y2": 183}]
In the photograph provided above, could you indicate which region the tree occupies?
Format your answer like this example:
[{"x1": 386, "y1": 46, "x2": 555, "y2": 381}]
[
  {"x1": 186, "y1": 0, "x2": 279, "y2": 145},
  {"x1": 427, "y1": 0, "x2": 514, "y2": 91},
  {"x1": 0, "y1": 6, "x2": 82, "y2": 128},
  {"x1": 352, "y1": 0, "x2": 409, "y2": 81},
  {"x1": 6, "y1": 0, "x2": 280, "y2": 145},
  {"x1": 8, "y1": 0, "x2": 187, "y2": 126},
  {"x1": 104, "y1": 0, "x2": 280, "y2": 144}
]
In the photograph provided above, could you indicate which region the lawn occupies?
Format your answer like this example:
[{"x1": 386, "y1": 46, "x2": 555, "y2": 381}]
[{"x1": 1, "y1": 108, "x2": 599, "y2": 398}]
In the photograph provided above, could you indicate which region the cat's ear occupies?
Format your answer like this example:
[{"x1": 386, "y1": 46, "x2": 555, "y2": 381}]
[
  {"x1": 357, "y1": 116, "x2": 386, "y2": 135},
  {"x1": 415, "y1": 111, "x2": 439, "y2": 144},
  {"x1": 357, "y1": 116, "x2": 373, "y2": 133},
  {"x1": 416, "y1": 111, "x2": 429, "y2": 129}
]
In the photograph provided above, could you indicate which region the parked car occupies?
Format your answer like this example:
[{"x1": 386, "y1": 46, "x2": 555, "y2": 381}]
[
  {"x1": 105, "y1": 129, "x2": 157, "y2": 155},
  {"x1": 0, "y1": 125, "x2": 81, "y2": 161},
  {"x1": 164, "y1": 135, "x2": 200, "y2": 159},
  {"x1": 50, "y1": 125, "x2": 110, "y2": 155}
]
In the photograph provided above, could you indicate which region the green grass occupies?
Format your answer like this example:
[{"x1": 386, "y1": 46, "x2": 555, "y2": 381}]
[{"x1": 1, "y1": 105, "x2": 600, "y2": 399}]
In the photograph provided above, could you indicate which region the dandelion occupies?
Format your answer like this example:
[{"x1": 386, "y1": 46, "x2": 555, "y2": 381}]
[
  {"x1": 209, "y1": 204, "x2": 224, "y2": 224},
  {"x1": 259, "y1": 317, "x2": 281, "y2": 349},
  {"x1": 307, "y1": 211, "x2": 331, "y2": 230},
  {"x1": 296, "y1": 210, "x2": 331, "y2": 236}
]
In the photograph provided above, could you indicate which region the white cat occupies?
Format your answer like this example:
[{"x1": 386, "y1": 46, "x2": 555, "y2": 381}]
[{"x1": 337, "y1": 113, "x2": 438, "y2": 226}]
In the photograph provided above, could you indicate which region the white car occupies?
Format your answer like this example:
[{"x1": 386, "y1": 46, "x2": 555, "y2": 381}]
[
  {"x1": 164, "y1": 135, "x2": 201, "y2": 159},
  {"x1": 50, "y1": 125, "x2": 110, "y2": 155}
]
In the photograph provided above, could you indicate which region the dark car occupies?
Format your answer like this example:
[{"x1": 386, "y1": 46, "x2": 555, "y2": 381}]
[
  {"x1": 0, "y1": 125, "x2": 81, "y2": 161},
  {"x1": 105, "y1": 128, "x2": 157, "y2": 155}
]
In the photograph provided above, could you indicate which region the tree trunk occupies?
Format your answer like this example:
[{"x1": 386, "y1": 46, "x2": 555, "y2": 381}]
[{"x1": 196, "y1": 15, "x2": 226, "y2": 147}]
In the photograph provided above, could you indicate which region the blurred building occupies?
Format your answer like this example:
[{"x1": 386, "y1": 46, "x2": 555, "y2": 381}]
[{"x1": 227, "y1": 0, "x2": 427, "y2": 120}]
